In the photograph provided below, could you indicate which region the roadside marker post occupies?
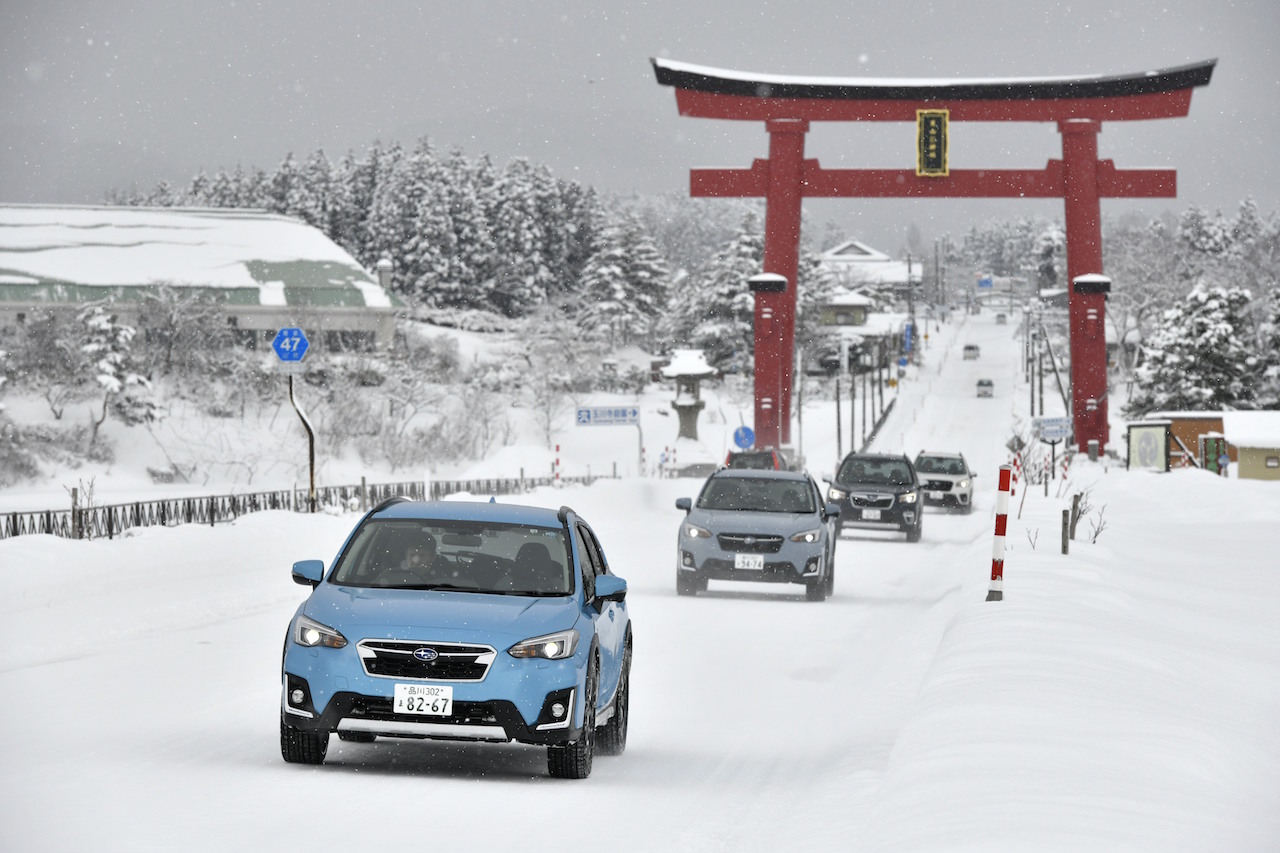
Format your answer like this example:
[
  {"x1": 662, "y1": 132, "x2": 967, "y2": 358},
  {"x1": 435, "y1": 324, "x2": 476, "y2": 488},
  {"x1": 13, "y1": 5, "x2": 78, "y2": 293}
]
[{"x1": 987, "y1": 464, "x2": 1012, "y2": 602}]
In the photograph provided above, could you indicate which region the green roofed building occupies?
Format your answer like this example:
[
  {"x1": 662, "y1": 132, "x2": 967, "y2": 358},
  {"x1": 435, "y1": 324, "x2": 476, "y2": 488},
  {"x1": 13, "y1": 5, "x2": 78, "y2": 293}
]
[{"x1": 0, "y1": 204, "x2": 397, "y2": 350}]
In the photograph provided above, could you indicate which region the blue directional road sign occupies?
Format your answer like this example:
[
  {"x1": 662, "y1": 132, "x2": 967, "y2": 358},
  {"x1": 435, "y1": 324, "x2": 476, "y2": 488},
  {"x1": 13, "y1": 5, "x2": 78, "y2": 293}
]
[
  {"x1": 733, "y1": 425, "x2": 755, "y2": 449},
  {"x1": 576, "y1": 406, "x2": 639, "y2": 426},
  {"x1": 272, "y1": 327, "x2": 310, "y2": 363},
  {"x1": 978, "y1": 275, "x2": 994, "y2": 289}
]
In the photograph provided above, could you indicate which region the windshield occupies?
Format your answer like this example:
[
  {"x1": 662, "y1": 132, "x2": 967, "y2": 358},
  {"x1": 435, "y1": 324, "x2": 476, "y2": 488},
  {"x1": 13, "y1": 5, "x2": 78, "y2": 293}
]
[
  {"x1": 915, "y1": 456, "x2": 966, "y2": 475},
  {"x1": 837, "y1": 457, "x2": 915, "y2": 487},
  {"x1": 697, "y1": 476, "x2": 815, "y2": 513},
  {"x1": 331, "y1": 519, "x2": 573, "y2": 595}
]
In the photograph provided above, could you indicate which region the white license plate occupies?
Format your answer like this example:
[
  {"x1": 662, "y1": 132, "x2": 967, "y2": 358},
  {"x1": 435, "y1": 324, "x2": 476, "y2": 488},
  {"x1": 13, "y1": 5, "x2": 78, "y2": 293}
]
[
  {"x1": 734, "y1": 553, "x2": 765, "y2": 570},
  {"x1": 862, "y1": 508, "x2": 881, "y2": 521},
  {"x1": 928, "y1": 491, "x2": 943, "y2": 500},
  {"x1": 394, "y1": 683, "x2": 453, "y2": 716}
]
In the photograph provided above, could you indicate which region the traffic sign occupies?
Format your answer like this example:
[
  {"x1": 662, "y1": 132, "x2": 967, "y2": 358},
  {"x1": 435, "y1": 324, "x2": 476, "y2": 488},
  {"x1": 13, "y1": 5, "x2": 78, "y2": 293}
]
[
  {"x1": 733, "y1": 425, "x2": 755, "y2": 449},
  {"x1": 978, "y1": 275, "x2": 994, "y2": 289},
  {"x1": 1034, "y1": 416, "x2": 1073, "y2": 442},
  {"x1": 272, "y1": 327, "x2": 310, "y2": 363},
  {"x1": 576, "y1": 406, "x2": 639, "y2": 426}
]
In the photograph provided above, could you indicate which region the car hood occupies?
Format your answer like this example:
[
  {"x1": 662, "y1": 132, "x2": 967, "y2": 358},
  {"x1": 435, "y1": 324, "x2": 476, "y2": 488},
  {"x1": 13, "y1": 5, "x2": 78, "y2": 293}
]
[
  {"x1": 303, "y1": 583, "x2": 580, "y2": 645},
  {"x1": 917, "y1": 472, "x2": 970, "y2": 484},
  {"x1": 688, "y1": 508, "x2": 822, "y2": 535},
  {"x1": 831, "y1": 481, "x2": 913, "y2": 496}
]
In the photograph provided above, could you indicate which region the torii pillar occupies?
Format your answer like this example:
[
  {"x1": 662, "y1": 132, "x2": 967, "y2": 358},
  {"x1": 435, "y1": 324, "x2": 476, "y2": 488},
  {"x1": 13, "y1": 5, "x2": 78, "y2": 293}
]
[{"x1": 653, "y1": 57, "x2": 1214, "y2": 453}]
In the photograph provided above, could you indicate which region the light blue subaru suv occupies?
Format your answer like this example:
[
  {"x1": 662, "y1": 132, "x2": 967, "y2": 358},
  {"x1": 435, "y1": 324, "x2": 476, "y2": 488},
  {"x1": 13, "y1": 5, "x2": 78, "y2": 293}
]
[{"x1": 281, "y1": 498, "x2": 632, "y2": 779}]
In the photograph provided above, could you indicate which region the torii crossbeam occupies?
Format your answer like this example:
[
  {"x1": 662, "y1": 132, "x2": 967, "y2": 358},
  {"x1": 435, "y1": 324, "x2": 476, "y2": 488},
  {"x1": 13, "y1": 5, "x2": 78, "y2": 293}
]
[{"x1": 653, "y1": 57, "x2": 1214, "y2": 454}]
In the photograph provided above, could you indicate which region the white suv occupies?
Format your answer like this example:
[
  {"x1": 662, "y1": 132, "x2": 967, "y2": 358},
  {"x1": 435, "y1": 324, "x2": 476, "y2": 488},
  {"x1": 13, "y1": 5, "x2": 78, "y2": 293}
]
[{"x1": 913, "y1": 452, "x2": 975, "y2": 513}]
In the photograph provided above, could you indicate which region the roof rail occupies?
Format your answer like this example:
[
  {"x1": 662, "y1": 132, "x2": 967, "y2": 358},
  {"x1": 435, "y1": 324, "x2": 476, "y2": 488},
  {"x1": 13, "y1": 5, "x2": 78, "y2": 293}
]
[{"x1": 371, "y1": 495, "x2": 413, "y2": 513}]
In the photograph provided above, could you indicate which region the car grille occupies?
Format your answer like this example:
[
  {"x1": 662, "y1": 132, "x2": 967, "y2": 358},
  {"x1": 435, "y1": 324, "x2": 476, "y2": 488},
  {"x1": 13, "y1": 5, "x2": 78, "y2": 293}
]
[
  {"x1": 716, "y1": 533, "x2": 784, "y2": 553},
  {"x1": 351, "y1": 697, "x2": 501, "y2": 727},
  {"x1": 357, "y1": 640, "x2": 496, "y2": 681},
  {"x1": 924, "y1": 480, "x2": 953, "y2": 492},
  {"x1": 849, "y1": 494, "x2": 894, "y2": 509}
]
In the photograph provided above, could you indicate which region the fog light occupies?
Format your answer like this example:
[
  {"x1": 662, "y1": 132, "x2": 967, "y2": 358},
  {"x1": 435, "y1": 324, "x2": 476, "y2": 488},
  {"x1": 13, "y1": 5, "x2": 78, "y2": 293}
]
[
  {"x1": 290, "y1": 688, "x2": 305, "y2": 705},
  {"x1": 551, "y1": 703, "x2": 566, "y2": 719},
  {"x1": 682, "y1": 552, "x2": 695, "y2": 567},
  {"x1": 904, "y1": 511, "x2": 915, "y2": 522}
]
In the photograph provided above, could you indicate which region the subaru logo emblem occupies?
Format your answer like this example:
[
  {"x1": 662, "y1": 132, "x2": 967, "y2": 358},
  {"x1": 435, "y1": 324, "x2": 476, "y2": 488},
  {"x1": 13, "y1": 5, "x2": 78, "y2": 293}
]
[
  {"x1": 412, "y1": 648, "x2": 438, "y2": 662},
  {"x1": 744, "y1": 536, "x2": 757, "y2": 545}
]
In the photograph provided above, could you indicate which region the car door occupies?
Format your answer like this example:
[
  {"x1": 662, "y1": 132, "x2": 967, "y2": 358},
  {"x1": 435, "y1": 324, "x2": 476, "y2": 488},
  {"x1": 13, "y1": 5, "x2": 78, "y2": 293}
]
[{"x1": 572, "y1": 521, "x2": 623, "y2": 702}]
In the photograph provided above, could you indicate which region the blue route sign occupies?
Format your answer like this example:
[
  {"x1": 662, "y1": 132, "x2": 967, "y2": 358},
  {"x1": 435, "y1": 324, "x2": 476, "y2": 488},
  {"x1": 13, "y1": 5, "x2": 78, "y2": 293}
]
[
  {"x1": 978, "y1": 275, "x2": 994, "y2": 289},
  {"x1": 576, "y1": 406, "x2": 639, "y2": 426},
  {"x1": 272, "y1": 327, "x2": 310, "y2": 363},
  {"x1": 733, "y1": 425, "x2": 755, "y2": 449}
]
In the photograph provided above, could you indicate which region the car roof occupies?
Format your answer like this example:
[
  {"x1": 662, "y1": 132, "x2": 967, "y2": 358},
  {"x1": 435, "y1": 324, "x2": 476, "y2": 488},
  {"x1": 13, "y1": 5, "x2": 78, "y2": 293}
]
[
  {"x1": 372, "y1": 499, "x2": 566, "y2": 528},
  {"x1": 839, "y1": 452, "x2": 908, "y2": 463},
  {"x1": 710, "y1": 468, "x2": 809, "y2": 482},
  {"x1": 916, "y1": 451, "x2": 964, "y2": 459}
]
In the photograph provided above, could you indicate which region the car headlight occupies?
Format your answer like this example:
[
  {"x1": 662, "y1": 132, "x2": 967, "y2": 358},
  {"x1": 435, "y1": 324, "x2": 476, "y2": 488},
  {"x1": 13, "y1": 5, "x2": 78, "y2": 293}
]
[
  {"x1": 295, "y1": 615, "x2": 347, "y2": 649},
  {"x1": 958, "y1": 479, "x2": 971, "y2": 489},
  {"x1": 790, "y1": 528, "x2": 821, "y2": 544},
  {"x1": 509, "y1": 629, "x2": 579, "y2": 660},
  {"x1": 683, "y1": 522, "x2": 712, "y2": 539},
  {"x1": 827, "y1": 486, "x2": 848, "y2": 501},
  {"x1": 897, "y1": 492, "x2": 918, "y2": 504}
]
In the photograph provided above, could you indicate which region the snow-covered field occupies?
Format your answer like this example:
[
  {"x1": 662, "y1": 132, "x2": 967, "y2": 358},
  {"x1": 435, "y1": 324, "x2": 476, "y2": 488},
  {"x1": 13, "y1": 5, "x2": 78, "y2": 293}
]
[{"x1": 2, "y1": 313, "x2": 1278, "y2": 852}]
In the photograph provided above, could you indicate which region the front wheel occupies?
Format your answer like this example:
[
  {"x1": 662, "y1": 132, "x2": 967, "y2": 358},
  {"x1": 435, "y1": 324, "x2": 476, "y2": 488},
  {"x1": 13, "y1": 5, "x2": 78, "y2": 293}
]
[
  {"x1": 548, "y1": 655, "x2": 597, "y2": 779},
  {"x1": 597, "y1": 639, "x2": 631, "y2": 756},
  {"x1": 906, "y1": 522, "x2": 922, "y2": 543},
  {"x1": 281, "y1": 716, "x2": 328, "y2": 764},
  {"x1": 676, "y1": 570, "x2": 702, "y2": 596}
]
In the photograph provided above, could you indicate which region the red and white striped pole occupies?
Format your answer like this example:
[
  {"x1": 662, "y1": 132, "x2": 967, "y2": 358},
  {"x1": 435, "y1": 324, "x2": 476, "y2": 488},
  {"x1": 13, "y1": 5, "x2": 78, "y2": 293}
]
[
  {"x1": 987, "y1": 464, "x2": 1012, "y2": 602},
  {"x1": 1010, "y1": 452, "x2": 1021, "y2": 497},
  {"x1": 554, "y1": 444, "x2": 561, "y2": 486}
]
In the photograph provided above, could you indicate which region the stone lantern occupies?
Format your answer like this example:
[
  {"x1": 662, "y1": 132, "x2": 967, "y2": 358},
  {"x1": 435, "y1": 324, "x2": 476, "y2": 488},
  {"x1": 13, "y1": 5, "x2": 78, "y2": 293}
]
[{"x1": 661, "y1": 349, "x2": 716, "y2": 441}]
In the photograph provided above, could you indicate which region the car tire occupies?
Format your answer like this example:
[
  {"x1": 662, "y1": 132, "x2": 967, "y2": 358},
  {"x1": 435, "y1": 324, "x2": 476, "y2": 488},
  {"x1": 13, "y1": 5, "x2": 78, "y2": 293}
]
[
  {"x1": 676, "y1": 571, "x2": 701, "y2": 596},
  {"x1": 548, "y1": 653, "x2": 597, "y2": 779},
  {"x1": 906, "y1": 522, "x2": 922, "y2": 543},
  {"x1": 280, "y1": 715, "x2": 328, "y2": 764},
  {"x1": 824, "y1": 558, "x2": 835, "y2": 598},
  {"x1": 805, "y1": 559, "x2": 829, "y2": 601},
  {"x1": 597, "y1": 638, "x2": 631, "y2": 757},
  {"x1": 337, "y1": 731, "x2": 376, "y2": 743}
]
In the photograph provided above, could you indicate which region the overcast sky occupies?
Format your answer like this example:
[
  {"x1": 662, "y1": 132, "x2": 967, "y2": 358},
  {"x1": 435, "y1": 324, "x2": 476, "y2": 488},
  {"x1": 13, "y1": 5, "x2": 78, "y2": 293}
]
[{"x1": 3, "y1": 1, "x2": 1276, "y2": 251}]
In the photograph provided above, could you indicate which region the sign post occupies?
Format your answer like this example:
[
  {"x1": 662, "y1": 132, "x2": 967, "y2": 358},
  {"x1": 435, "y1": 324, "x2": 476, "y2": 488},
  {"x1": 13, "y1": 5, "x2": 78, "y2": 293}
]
[
  {"x1": 273, "y1": 328, "x2": 316, "y2": 512},
  {"x1": 576, "y1": 406, "x2": 643, "y2": 476},
  {"x1": 1034, "y1": 416, "x2": 1073, "y2": 480}
]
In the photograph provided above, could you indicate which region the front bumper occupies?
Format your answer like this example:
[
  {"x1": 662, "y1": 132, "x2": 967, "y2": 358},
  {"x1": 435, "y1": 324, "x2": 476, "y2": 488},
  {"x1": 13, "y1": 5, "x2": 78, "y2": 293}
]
[
  {"x1": 835, "y1": 499, "x2": 918, "y2": 532},
  {"x1": 679, "y1": 543, "x2": 824, "y2": 586},
  {"x1": 282, "y1": 634, "x2": 587, "y2": 746}
]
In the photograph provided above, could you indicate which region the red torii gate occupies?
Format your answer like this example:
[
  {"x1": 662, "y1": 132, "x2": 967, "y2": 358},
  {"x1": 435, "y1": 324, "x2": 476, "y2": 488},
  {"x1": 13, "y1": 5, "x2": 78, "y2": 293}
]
[{"x1": 653, "y1": 58, "x2": 1214, "y2": 453}]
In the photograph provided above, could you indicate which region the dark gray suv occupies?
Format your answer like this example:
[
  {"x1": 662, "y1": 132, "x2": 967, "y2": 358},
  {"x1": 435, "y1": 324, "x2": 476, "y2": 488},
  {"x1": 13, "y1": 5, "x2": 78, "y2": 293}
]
[{"x1": 826, "y1": 453, "x2": 924, "y2": 543}]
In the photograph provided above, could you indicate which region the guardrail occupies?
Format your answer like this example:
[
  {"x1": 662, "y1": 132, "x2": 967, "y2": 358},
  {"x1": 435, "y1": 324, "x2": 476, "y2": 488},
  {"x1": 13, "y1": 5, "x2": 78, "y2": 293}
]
[{"x1": 1, "y1": 473, "x2": 618, "y2": 541}]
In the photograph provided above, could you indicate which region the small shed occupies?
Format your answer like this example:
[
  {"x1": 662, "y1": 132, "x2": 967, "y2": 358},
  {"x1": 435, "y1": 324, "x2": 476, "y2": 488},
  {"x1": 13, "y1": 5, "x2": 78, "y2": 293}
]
[
  {"x1": 1146, "y1": 411, "x2": 1235, "y2": 468},
  {"x1": 1222, "y1": 411, "x2": 1280, "y2": 481}
]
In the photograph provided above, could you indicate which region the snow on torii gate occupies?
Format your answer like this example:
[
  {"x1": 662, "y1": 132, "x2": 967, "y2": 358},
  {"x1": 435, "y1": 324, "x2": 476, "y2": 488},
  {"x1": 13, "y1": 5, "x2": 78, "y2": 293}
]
[{"x1": 653, "y1": 57, "x2": 1215, "y2": 453}]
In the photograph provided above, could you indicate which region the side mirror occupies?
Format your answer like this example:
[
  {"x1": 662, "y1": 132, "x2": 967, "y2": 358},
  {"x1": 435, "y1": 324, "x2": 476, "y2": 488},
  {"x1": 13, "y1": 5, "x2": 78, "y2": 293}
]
[
  {"x1": 292, "y1": 559, "x2": 325, "y2": 588},
  {"x1": 825, "y1": 502, "x2": 842, "y2": 519},
  {"x1": 594, "y1": 574, "x2": 627, "y2": 605},
  {"x1": 675, "y1": 497, "x2": 692, "y2": 513}
]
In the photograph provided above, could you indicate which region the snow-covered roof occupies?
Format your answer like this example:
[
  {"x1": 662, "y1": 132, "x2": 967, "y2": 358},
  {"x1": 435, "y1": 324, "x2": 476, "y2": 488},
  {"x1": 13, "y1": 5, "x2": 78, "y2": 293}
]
[
  {"x1": 826, "y1": 290, "x2": 875, "y2": 308},
  {"x1": 859, "y1": 312, "x2": 910, "y2": 337},
  {"x1": 1222, "y1": 411, "x2": 1280, "y2": 448},
  {"x1": 819, "y1": 240, "x2": 921, "y2": 286},
  {"x1": 661, "y1": 348, "x2": 716, "y2": 379},
  {"x1": 1147, "y1": 411, "x2": 1226, "y2": 420},
  {"x1": 0, "y1": 204, "x2": 391, "y2": 309}
]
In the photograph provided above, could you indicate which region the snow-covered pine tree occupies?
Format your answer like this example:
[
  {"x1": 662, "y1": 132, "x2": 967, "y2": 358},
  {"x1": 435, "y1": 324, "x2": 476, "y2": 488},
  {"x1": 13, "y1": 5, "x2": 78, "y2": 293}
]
[
  {"x1": 575, "y1": 212, "x2": 670, "y2": 346},
  {"x1": 1126, "y1": 283, "x2": 1262, "y2": 416},
  {"x1": 485, "y1": 158, "x2": 557, "y2": 317},
  {"x1": 662, "y1": 212, "x2": 762, "y2": 371},
  {"x1": 78, "y1": 305, "x2": 156, "y2": 448}
]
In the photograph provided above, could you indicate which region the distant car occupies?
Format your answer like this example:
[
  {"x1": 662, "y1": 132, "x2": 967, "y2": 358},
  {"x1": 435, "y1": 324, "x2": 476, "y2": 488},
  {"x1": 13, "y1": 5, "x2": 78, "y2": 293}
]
[
  {"x1": 724, "y1": 448, "x2": 793, "y2": 471},
  {"x1": 914, "y1": 451, "x2": 976, "y2": 513},
  {"x1": 675, "y1": 469, "x2": 839, "y2": 601},
  {"x1": 977, "y1": 379, "x2": 994, "y2": 397},
  {"x1": 963, "y1": 344, "x2": 981, "y2": 360},
  {"x1": 996, "y1": 313, "x2": 1007, "y2": 325},
  {"x1": 281, "y1": 498, "x2": 632, "y2": 779},
  {"x1": 826, "y1": 453, "x2": 924, "y2": 543}
]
